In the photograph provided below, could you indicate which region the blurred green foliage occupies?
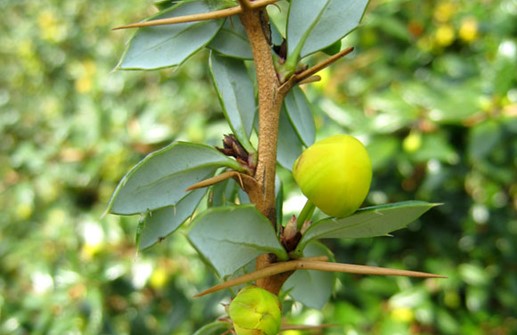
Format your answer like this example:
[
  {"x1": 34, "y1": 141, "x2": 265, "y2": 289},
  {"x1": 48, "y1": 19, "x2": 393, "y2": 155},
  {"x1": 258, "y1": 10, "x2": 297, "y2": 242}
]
[{"x1": 1, "y1": 0, "x2": 516, "y2": 334}]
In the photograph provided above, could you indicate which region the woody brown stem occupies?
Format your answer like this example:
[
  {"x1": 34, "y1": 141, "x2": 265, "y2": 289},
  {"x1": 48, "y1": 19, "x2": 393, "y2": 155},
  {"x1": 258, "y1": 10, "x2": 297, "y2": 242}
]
[
  {"x1": 294, "y1": 46, "x2": 354, "y2": 83},
  {"x1": 237, "y1": 1, "x2": 296, "y2": 294},
  {"x1": 195, "y1": 258, "x2": 445, "y2": 297},
  {"x1": 113, "y1": 0, "x2": 278, "y2": 30}
]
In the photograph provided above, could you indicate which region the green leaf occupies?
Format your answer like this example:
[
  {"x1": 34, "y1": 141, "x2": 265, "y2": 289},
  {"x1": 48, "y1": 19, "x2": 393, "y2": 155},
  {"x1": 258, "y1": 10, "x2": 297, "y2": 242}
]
[
  {"x1": 286, "y1": 0, "x2": 369, "y2": 60},
  {"x1": 208, "y1": 16, "x2": 252, "y2": 59},
  {"x1": 322, "y1": 39, "x2": 342, "y2": 55},
  {"x1": 188, "y1": 205, "x2": 288, "y2": 278},
  {"x1": 275, "y1": 175, "x2": 283, "y2": 231},
  {"x1": 296, "y1": 201, "x2": 439, "y2": 254},
  {"x1": 284, "y1": 86, "x2": 316, "y2": 147},
  {"x1": 283, "y1": 242, "x2": 335, "y2": 309},
  {"x1": 277, "y1": 107, "x2": 304, "y2": 170},
  {"x1": 208, "y1": 178, "x2": 238, "y2": 207},
  {"x1": 193, "y1": 321, "x2": 232, "y2": 335},
  {"x1": 154, "y1": 0, "x2": 178, "y2": 11},
  {"x1": 139, "y1": 188, "x2": 206, "y2": 249},
  {"x1": 207, "y1": 177, "x2": 250, "y2": 207},
  {"x1": 118, "y1": 2, "x2": 223, "y2": 70},
  {"x1": 210, "y1": 52, "x2": 256, "y2": 149},
  {"x1": 108, "y1": 142, "x2": 242, "y2": 215}
]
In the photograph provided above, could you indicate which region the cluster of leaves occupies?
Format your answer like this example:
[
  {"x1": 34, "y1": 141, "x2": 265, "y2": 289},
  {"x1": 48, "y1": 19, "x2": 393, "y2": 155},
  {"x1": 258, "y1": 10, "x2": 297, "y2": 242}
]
[
  {"x1": 106, "y1": 3, "x2": 442, "y2": 332},
  {"x1": 1, "y1": 0, "x2": 516, "y2": 334}
]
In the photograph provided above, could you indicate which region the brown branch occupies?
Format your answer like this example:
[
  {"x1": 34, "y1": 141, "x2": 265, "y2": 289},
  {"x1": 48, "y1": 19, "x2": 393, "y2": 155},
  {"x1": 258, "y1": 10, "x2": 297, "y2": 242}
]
[
  {"x1": 236, "y1": 3, "x2": 300, "y2": 295},
  {"x1": 294, "y1": 47, "x2": 354, "y2": 84},
  {"x1": 298, "y1": 75, "x2": 321, "y2": 85},
  {"x1": 194, "y1": 258, "x2": 445, "y2": 297},
  {"x1": 194, "y1": 257, "x2": 329, "y2": 297},
  {"x1": 186, "y1": 171, "x2": 254, "y2": 191},
  {"x1": 113, "y1": 0, "x2": 278, "y2": 30}
]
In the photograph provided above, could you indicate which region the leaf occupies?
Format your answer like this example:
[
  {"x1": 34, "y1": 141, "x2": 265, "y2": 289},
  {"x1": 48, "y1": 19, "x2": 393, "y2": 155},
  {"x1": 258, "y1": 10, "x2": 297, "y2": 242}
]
[
  {"x1": 207, "y1": 176, "x2": 250, "y2": 207},
  {"x1": 284, "y1": 86, "x2": 316, "y2": 147},
  {"x1": 296, "y1": 201, "x2": 439, "y2": 254},
  {"x1": 287, "y1": 0, "x2": 369, "y2": 60},
  {"x1": 275, "y1": 175, "x2": 283, "y2": 231},
  {"x1": 277, "y1": 107, "x2": 304, "y2": 170},
  {"x1": 210, "y1": 52, "x2": 256, "y2": 149},
  {"x1": 188, "y1": 205, "x2": 288, "y2": 278},
  {"x1": 118, "y1": 1, "x2": 223, "y2": 70},
  {"x1": 154, "y1": 0, "x2": 177, "y2": 11},
  {"x1": 283, "y1": 242, "x2": 335, "y2": 309},
  {"x1": 208, "y1": 16, "x2": 252, "y2": 59},
  {"x1": 139, "y1": 188, "x2": 206, "y2": 249},
  {"x1": 193, "y1": 321, "x2": 231, "y2": 335},
  {"x1": 322, "y1": 40, "x2": 342, "y2": 55},
  {"x1": 108, "y1": 142, "x2": 242, "y2": 215},
  {"x1": 208, "y1": 177, "x2": 238, "y2": 207}
]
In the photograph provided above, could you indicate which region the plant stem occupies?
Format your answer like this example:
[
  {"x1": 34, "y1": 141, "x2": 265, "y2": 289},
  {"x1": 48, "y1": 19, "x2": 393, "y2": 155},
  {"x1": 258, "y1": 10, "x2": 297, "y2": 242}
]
[
  {"x1": 296, "y1": 199, "x2": 316, "y2": 231},
  {"x1": 238, "y1": 5, "x2": 280, "y2": 222},
  {"x1": 237, "y1": 2, "x2": 295, "y2": 294},
  {"x1": 195, "y1": 258, "x2": 446, "y2": 297},
  {"x1": 294, "y1": 47, "x2": 354, "y2": 83},
  {"x1": 113, "y1": 0, "x2": 278, "y2": 30}
]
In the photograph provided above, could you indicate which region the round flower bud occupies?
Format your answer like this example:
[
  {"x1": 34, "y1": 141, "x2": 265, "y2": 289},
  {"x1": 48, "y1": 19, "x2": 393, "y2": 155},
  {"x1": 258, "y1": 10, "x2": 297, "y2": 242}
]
[
  {"x1": 292, "y1": 134, "x2": 372, "y2": 218},
  {"x1": 228, "y1": 286, "x2": 281, "y2": 335}
]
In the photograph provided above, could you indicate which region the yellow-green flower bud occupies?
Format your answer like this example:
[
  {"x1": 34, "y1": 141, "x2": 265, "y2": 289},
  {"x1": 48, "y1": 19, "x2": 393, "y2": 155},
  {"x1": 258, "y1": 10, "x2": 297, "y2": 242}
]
[
  {"x1": 292, "y1": 134, "x2": 372, "y2": 218},
  {"x1": 228, "y1": 286, "x2": 281, "y2": 335}
]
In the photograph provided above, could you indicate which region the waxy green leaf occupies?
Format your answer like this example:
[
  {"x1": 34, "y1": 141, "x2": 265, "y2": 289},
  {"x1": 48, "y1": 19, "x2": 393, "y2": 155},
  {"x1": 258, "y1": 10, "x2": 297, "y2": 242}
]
[
  {"x1": 138, "y1": 188, "x2": 206, "y2": 249},
  {"x1": 193, "y1": 321, "x2": 232, "y2": 335},
  {"x1": 284, "y1": 86, "x2": 316, "y2": 147},
  {"x1": 283, "y1": 242, "x2": 335, "y2": 309},
  {"x1": 188, "y1": 205, "x2": 288, "y2": 278},
  {"x1": 287, "y1": 0, "x2": 369, "y2": 60},
  {"x1": 277, "y1": 107, "x2": 304, "y2": 170},
  {"x1": 296, "y1": 201, "x2": 439, "y2": 254},
  {"x1": 119, "y1": 1, "x2": 223, "y2": 70},
  {"x1": 210, "y1": 52, "x2": 256, "y2": 149},
  {"x1": 208, "y1": 16, "x2": 252, "y2": 59},
  {"x1": 108, "y1": 142, "x2": 242, "y2": 215}
]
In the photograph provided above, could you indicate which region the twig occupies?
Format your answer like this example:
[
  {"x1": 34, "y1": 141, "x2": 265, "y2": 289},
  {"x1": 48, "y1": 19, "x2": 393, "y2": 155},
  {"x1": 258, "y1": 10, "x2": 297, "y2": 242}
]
[
  {"x1": 186, "y1": 171, "x2": 244, "y2": 191},
  {"x1": 194, "y1": 257, "x2": 328, "y2": 297},
  {"x1": 294, "y1": 47, "x2": 354, "y2": 84},
  {"x1": 298, "y1": 75, "x2": 321, "y2": 85},
  {"x1": 194, "y1": 258, "x2": 445, "y2": 297},
  {"x1": 113, "y1": 0, "x2": 278, "y2": 30}
]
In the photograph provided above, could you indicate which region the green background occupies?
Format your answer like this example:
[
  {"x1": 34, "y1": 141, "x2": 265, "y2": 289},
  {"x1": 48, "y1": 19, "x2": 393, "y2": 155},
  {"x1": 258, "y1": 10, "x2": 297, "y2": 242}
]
[{"x1": 1, "y1": 0, "x2": 516, "y2": 334}]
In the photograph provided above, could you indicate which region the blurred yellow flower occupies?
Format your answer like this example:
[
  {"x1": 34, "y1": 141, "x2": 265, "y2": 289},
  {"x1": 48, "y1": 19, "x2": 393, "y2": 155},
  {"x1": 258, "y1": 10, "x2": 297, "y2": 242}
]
[
  {"x1": 74, "y1": 60, "x2": 97, "y2": 94},
  {"x1": 16, "y1": 203, "x2": 33, "y2": 220},
  {"x1": 390, "y1": 307, "x2": 414, "y2": 323},
  {"x1": 149, "y1": 268, "x2": 169, "y2": 289},
  {"x1": 282, "y1": 330, "x2": 303, "y2": 335},
  {"x1": 81, "y1": 243, "x2": 102, "y2": 260},
  {"x1": 38, "y1": 10, "x2": 67, "y2": 43},
  {"x1": 435, "y1": 24, "x2": 455, "y2": 47},
  {"x1": 434, "y1": 2, "x2": 457, "y2": 23},
  {"x1": 459, "y1": 17, "x2": 479, "y2": 43},
  {"x1": 403, "y1": 131, "x2": 422, "y2": 153}
]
